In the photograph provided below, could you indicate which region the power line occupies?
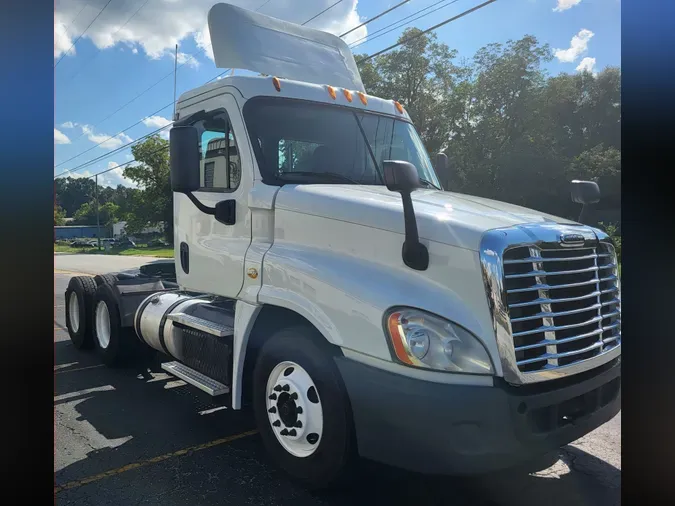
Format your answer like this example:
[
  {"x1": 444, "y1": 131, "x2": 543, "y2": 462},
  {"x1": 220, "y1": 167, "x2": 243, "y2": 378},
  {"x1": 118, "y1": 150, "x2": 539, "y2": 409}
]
[
  {"x1": 303, "y1": 0, "x2": 344, "y2": 26},
  {"x1": 55, "y1": 0, "x2": 115, "y2": 68},
  {"x1": 348, "y1": 0, "x2": 456, "y2": 49},
  {"x1": 55, "y1": 101, "x2": 173, "y2": 169},
  {"x1": 65, "y1": 0, "x2": 153, "y2": 84},
  {"x1": 340, "y1": 0, "x2": 410, "y2": 37},
  {"x1": 357, "y1": 0, "x2": 497, "y2": 63}
]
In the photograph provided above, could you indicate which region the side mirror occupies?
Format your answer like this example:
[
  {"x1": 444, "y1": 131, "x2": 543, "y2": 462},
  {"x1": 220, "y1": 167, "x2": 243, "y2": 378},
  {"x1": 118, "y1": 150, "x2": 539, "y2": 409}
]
[
  {"x1": 170, "y1": 126, "x2": 201, "y2": 194},
  {"x1": 383, "y1": 160, "x2": 421, "y2": 193},
  {"x1": 434, "y1": 152, "x2": 449, "y2": 189},
  {"x1": 570, "y1": 180, "x2": 600, "y2": 225},
  {"x1": 570, "y1": 180, "x2": 600, "y2": 205},
  {"x1": 382, "y1": 160, "x2": 428, "y2": 271}
]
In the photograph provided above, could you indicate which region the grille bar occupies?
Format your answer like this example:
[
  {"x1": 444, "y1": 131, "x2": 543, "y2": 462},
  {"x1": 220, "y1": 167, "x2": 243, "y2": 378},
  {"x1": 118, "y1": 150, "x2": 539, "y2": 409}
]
[
  {"x1": 516, "y1": 340, "x2": 605, "y2": 366},
  {"x1": 504, "y1": 252, "x2": 598, "y2": 264},
  {"x1": 505, "y1": 263, "x2": 617, "y2": 279},
  {"x1": 514, "y1": 321, "x2": 621, "y2": 352},
  {"x1": 507, "y1": 274, "x2": 618, "y2": 294},
  {"x1": 508, "y1": 286, "x2": 619, "y2": 308},
  {"x1": 512, "y1": 311, "x2": 620, "y2": 337}
]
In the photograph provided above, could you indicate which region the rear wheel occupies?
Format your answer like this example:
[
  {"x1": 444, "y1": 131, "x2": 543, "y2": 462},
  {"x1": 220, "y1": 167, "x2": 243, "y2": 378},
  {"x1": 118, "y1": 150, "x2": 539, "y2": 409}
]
[
  {"x1": 253, "y1": 325, "x2": 354, "y2": 490},
  {"x1": 92, "y1": 283, "x2": 146, "y2": 367},
  {"x1": 65, "y1": 276, "x2": 97, "y2": 349}
]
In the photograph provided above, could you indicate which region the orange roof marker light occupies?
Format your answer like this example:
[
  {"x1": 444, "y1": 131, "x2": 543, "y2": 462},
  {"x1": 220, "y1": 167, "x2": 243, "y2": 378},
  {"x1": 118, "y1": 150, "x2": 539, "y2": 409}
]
[
  {"x1": 394, "y1": 100, "x2": 404, "y2": 114},
  {"x1": 358, "y1": 91, "x2": 368, "y2": 105},
  {"x1": 343, "y1": 89, "x2": 353, "y2": 102},
  {"x1": 272, "y1": 77, "x2": 281, "y2": 92},
  {"x1": 326, "y1": 85, "x2": 337, "y2": 100}
]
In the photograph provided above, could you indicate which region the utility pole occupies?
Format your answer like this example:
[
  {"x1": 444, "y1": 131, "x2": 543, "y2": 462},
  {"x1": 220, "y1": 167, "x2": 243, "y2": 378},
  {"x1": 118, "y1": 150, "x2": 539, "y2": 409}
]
[
  {"x1": 173, "y1": 43, "x2": 178, "y2": 119},
  {"x1": 95, "y1": 174, "x2": 101, "y2": 251}
]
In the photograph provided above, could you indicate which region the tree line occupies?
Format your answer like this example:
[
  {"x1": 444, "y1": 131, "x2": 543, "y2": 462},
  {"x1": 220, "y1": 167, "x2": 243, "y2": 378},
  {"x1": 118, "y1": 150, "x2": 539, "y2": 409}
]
[{"x1": 56, "y1": 31, "x2": 620, "y2": 245}]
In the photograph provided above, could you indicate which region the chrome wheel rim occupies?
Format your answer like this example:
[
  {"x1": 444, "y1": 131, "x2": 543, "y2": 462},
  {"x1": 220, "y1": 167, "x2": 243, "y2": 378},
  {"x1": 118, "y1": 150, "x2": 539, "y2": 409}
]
[
  {"x1": 68, "y1": 292, "x2": 80, "y2": 333},
  {"x1": 95, "y1": 301, "x2": 111, "y2": 349},
  {"x1": 266, "y1": 361, "x2": 323, "y2": 458}
]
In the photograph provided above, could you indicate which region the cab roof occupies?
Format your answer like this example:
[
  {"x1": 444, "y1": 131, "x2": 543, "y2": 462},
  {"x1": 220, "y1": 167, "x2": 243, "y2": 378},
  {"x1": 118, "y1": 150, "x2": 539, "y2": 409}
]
[{"x1": 176, "y1": 74, "x2": 411, "y2": 122}]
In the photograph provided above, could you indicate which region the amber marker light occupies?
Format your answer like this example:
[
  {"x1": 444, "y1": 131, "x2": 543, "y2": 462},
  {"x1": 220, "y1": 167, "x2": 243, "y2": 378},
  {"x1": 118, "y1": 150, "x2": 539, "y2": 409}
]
[
  {"x1": 343, "y1": 89, "x2": 353, "y2": 102},
  {"x1": 358, "y1": 92, "x2": 368, "y2": 105},
  {"x1": 327, "y1": 85, "x2": 337, "y2": 100},
  {"x1": 386, "y1": 312, "x2": 415, "y2": 366},
  {"x1": 272, "y1": 77, "x2": 281, "y2": 92},
  {"x1": 394, "y1": 100, "x2": 404, "y2": 114}
]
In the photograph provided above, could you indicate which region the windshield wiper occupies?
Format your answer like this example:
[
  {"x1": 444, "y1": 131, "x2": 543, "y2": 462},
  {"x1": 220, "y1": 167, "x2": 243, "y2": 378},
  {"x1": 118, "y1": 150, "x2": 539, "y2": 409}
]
[
  {"x1": 419, "y1": 178, "x2": 442, "y2": 190},
  {"x1": 275, "y1": 171, "x2": 360, "y2": 184}
]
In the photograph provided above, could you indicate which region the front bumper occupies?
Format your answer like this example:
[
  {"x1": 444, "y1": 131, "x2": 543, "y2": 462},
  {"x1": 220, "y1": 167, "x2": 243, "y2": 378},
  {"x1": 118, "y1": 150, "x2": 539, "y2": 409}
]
[{"x1": 335, "y1": 356, "x2": 620, "y2": 475}]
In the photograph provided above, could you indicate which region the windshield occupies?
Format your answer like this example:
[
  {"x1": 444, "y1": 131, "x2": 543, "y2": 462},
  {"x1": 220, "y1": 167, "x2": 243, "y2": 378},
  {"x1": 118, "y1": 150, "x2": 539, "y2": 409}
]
[{"x1": 243, "y1": 97, "x2": 441, "y2": 188}]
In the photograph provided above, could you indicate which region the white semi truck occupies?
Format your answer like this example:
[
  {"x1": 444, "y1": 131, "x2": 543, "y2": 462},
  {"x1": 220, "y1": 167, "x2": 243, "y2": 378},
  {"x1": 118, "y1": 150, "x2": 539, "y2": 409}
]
[{"x1": 63, "y1": 3, "x2": 621, "y2": 489}]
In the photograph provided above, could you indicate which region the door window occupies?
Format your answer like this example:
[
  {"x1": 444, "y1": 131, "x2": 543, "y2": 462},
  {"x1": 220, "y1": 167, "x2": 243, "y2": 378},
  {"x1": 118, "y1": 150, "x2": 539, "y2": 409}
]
[{"x1": 198, "y1": 117, "x2": 241, "y2": 191}]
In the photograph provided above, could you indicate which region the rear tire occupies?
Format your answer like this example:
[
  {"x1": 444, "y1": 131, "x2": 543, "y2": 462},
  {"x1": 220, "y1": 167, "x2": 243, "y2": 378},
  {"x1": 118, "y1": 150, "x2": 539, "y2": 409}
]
[
  {"x1": 65, "y1": 276, "x2": 97, "y2": 349},
  {"x1": 92, "y1": 283, "x2": 144, "y2": 367},
  {"x1": 94, "y1": 273, "x2": 118, "y2": 287},
  {"x1": 252, "y1": 325, "x2": 355, "y2": 490}
]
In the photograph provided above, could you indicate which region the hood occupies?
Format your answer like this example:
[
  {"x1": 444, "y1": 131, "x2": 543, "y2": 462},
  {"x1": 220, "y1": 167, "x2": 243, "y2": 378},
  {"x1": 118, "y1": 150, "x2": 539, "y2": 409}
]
[{"x1": 274, "y1": 185, "x2": 579, "y2": 251}]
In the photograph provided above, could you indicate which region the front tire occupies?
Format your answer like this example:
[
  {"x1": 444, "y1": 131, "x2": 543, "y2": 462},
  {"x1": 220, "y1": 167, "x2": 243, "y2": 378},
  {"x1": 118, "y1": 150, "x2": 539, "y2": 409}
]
[{"x1": 253, "y1": 325, "x2": 355, "y2": 490}]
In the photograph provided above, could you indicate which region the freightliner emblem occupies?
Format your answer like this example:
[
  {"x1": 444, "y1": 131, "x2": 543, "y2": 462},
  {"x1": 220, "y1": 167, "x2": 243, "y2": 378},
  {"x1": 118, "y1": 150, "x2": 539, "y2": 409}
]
[{"x1": 560, "y1": 233, "x2": 586, "y2": 246}]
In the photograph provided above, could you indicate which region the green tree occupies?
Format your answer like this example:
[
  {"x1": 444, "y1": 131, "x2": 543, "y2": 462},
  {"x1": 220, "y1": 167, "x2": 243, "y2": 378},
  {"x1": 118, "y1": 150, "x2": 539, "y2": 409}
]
[
  {"x1": 357, "y1": 28, "x2": 468, "y2": 154},
  {"x1": 54, "y1": 205, "x2": 66, "y2": 226},
  {"x1": 72, "y1": 201, "x2": 119, "y2": 227},
  {"x1": 122, "y1": 135, "x2": 173, "y2": 242}
]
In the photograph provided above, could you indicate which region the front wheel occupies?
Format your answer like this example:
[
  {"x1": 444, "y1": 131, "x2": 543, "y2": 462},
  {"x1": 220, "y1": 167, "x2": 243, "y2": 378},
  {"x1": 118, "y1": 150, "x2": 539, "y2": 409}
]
[{"x1": 253, "y1": 325, "x2": 355, "y2": 490}]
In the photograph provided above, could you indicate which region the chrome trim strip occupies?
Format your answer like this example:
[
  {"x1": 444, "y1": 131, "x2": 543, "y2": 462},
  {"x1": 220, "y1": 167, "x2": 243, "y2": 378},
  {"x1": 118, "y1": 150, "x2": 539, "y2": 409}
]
[{"x1": 479, "y1": 223, "x2": 622, "y2": 385}]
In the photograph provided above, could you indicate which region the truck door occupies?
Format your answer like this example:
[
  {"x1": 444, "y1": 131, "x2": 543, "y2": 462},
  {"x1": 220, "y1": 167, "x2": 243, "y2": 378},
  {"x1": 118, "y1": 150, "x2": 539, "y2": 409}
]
[{"x1": 174, "y1": 95, "x2": 252, "y2": 298}]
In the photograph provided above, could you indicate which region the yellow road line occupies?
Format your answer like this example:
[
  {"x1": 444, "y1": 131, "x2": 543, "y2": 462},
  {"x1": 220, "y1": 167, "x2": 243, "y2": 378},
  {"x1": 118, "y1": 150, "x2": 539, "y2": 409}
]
[
  {"x1": 54, "y1": 364, "x2": 106, "y2": 375},
  {"x1": 54, "y1": 430, "x2": 258, "y2": 493},
  {"x1": 54, "y1": 269, "x2": 92, "y2": 277}
]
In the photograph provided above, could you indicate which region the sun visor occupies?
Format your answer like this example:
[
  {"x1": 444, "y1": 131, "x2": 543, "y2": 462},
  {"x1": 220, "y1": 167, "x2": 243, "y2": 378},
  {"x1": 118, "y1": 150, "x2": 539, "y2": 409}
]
[{"x1": 207, "y1": 2, "x2": 365, "y2": 92}]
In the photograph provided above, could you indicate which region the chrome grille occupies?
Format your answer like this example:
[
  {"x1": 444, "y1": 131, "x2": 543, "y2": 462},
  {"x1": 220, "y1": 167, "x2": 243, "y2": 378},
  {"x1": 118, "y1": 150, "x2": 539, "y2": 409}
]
[{"x1": 503, "y1": 243, "x2": 621, "y2": 373}]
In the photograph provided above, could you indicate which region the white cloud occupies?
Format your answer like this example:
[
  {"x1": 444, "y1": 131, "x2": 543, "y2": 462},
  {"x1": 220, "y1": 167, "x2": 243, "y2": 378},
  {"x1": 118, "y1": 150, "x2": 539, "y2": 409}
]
[
  {"x1": 102, "y1": 161, "x2": 138, "y2": 188},
  {"x1": 54, "y1": 1, "x2": 367, "y2": 65},
  {"x1": 553, "y1": 0, "x2": 582, "y2": 12},
  {"x1": 576, "y1": 56, "x2": 596, "y2": 74},
  {"x1": 142, "y1": 115, "x2": 172, "y2": 129},
  {"x1": 132, "y1": 47, "x2": 138, "y2": 54},
  {"x1": 54, "y1": 19, "x2": 74, "y2": 58},
  {"x1": 60, "y1": 121, "x2": 77, "y2": 129},
  {"x1": 177, "y1": 52, "x2": 199, "y2": 68},
  {"x1": 554, "y1": 29, "x2": 594, "y2": 63},
  {"x1": 81, "y1": 125, "x2": 134, "y2": 149},
  {"x1": 55, "y1": 128, "x2": 71, "y2": 144}
]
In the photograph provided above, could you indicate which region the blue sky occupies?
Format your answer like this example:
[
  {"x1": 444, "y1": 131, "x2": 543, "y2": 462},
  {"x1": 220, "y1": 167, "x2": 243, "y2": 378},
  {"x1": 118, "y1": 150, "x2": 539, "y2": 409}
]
[{"x1": 54, "y1": 0, "x2": 620, "y2": 187}]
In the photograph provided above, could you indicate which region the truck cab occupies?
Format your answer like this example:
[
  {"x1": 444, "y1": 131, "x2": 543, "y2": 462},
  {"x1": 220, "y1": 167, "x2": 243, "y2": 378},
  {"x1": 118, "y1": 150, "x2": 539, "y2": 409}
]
[{"x1": 64, "y1": 2, "x2": 620, "y2": 490}]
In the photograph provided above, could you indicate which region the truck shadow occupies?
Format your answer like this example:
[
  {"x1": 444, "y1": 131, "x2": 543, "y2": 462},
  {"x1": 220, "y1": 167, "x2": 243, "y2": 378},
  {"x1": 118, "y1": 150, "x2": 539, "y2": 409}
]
[{"x1": 54, "y1": 340, "x2": 619, "y2": 506}]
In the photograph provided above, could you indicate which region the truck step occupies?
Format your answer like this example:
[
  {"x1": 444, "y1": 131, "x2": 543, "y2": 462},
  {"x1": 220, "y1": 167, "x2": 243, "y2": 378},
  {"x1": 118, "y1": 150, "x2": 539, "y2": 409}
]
[
  {"x1": 161, "y1": 361, "x2": 230, "y2": 396},
  {"x1": 166, "y1": 312, "x2": 234, "y2": 337}
]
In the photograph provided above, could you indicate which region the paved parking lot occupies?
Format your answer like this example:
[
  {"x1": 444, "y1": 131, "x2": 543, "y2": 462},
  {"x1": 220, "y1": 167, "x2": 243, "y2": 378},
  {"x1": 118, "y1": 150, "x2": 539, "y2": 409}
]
[{"x1": 54, "y1": 264, "x2": 620, "y2": 505}]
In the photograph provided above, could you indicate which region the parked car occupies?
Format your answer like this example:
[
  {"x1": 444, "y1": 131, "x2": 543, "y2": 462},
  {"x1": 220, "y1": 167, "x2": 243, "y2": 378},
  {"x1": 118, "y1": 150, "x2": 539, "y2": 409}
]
[
  {"x1": 147, "y1": 239, "x2": 169, "y2": 247},
  {"x1": 70, "y1": 240, "x2": 95, "y2": 248}
]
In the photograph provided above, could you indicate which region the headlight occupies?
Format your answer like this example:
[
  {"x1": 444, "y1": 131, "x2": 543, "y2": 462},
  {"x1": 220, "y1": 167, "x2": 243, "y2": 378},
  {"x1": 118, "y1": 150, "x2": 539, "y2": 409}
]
[{"x1": 384, "y1": 308, "x2": 494, "y2": 374}]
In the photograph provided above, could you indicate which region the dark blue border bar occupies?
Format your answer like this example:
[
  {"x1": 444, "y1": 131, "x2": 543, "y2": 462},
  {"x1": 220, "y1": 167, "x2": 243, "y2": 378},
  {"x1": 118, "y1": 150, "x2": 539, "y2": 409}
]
[{"x1": 0, "y1": 0, "x2": 55, "y2": 500}]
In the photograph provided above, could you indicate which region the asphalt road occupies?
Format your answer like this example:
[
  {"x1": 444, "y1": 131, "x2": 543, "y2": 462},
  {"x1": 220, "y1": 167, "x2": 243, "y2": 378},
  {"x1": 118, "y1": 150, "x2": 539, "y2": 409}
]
[{"x1": 54, "y1": 256, "x2": 620, "y2": 505}]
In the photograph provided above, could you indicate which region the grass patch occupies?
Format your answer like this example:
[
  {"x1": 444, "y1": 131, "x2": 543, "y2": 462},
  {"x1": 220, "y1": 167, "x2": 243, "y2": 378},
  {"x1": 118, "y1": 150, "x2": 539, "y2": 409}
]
[{"x1": 54, "y1": 243, "x2": 173, "y2": 258}]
